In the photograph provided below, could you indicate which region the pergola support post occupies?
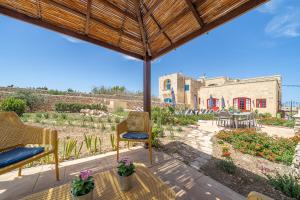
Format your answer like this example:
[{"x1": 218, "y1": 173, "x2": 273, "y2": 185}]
[{"x1": 143, "y1": 56, "x2": 151, "y2": 117}]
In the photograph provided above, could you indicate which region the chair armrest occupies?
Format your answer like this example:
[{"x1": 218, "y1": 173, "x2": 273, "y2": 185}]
[
  {"x1": 22, "y1": 124, "x2": 58, "y2": 150},
  {"x1": 117, "y1": 120, "x2": 127, "y2": 137},
  {"x1": 247, "y1": 191, "x2": 273, "y2": 200}
]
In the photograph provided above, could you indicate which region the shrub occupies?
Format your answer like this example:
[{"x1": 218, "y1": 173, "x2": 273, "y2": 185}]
[
  {"x1": 217, "y1": 129, "x2": 298, "y2": 165},
  {"x1": 0, "y1": 97, "x2": 26, "y2": 116},
  {"x1": 176, "y1": 126, "x2": 183, "y2": 132},
  {"x1": 115, "y1": 117, "x2": 120, "y2": 123},
  {"x1": 267, "y1": 173, "x2": 300, "y2": 199},
  {"x1": 217, "y1": 159, "x2": 237, "y2": 174},
  {"x1": 111, "y1": 124, "x2": 116, "y2": 131},
  {"x1": 55, "y1": 103, "x2": 107, "y2": 113},
  {"x1": 60, "y1": 113, "x2": 68, "y2": 120},
  {"x1": 151, "y1": 106, "x2": 175, "y2": 125},
  {"x1": 258, "y1": 112, "x2": 272, "y2": 119},
  {"x1": 258, "y1": 117, "x2": 295, "y2": 128},
  {"x1": 35, "y1": 113, "x2": 43, "y2": 118},
  {"x1": 152, "y1": 125, "x2": 164, "y2": 138},
  {"x1": 48, "y1": 89, "x2": 67, "y2": 95},
  {"x1": 43, "y1": 112, "x2": 49, "y2": 119},
  {"x1": 12, "y1": 91, "x2": 44, "y2": 112}
]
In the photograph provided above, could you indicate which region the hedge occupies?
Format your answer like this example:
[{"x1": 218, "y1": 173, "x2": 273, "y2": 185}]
[{"x1": 55, "y1": 103, "x2": 107, "y2": 113}]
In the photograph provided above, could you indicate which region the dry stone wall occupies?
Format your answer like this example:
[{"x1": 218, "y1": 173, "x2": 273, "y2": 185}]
[{"x1": 0, "y1": 87, "x2": 161, "y2": 111}]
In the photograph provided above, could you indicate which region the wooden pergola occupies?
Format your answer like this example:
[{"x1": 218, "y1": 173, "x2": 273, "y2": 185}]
[{"x1": 0, "y1": 0, "x2": 268, "y2": 114}]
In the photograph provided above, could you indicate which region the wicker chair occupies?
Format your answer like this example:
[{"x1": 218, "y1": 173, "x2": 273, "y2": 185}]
[
  {"x1": 116, "y1": 111, "x2": 152, "y2": 164},
  {"x1": 0, "y1": 112, "x2": 59, "y2": 180},
  {"x1": 247, "y1": 191, "x2": 273, "y2": 200}
]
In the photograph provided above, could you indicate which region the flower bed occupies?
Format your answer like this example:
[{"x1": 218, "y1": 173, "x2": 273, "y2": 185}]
[
  {"x1": 258, "y1": 117, "x2": 295, "y2": 128},
  {"x1": 217, "y1": 129, "x2": 299, "y2": 165}
]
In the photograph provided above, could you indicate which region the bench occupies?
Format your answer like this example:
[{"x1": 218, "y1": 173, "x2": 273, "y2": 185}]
[{"x1": 0, "y1": 112, "x2": 59, "y2": 180}]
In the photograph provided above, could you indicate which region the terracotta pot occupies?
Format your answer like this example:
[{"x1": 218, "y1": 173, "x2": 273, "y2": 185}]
[
  {"x1": 119, "y1": 174, "x2": 133, "y2": 191},
  {"x1": 72, "y1": 191, "x2": 93, "y2": 200}
]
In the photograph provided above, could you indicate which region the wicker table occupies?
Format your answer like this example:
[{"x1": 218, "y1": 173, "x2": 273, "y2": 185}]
[{"x1": 22, "y1": 164, "x2": 175, "y2": 200}]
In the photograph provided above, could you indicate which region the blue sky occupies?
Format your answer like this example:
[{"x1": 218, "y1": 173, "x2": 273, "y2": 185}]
[{"x1": 0, "y1": 0, "x2": 300, "y2": 102}]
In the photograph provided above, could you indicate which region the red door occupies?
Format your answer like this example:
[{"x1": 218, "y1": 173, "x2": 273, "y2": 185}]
[{"x1": 233, "y1": 97, "x2": 251, "y2": 112}]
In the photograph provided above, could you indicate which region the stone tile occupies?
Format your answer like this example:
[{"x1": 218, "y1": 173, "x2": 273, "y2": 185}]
[
  {"x1": 32, "y1": 166, "x2": 66, "y2": 193},
  {"x1": 191, "y1": 175, "x2": 246, "y2": 200},
  {"x1": 150, "y1": 159, "x2": 204, "y2": 197},
  {"x1": 0, "y1": 170, "x2": 40, "y2": 200}
]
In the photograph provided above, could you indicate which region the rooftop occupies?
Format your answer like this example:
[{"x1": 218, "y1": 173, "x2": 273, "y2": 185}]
[{"x1": 0, "y1": 0, "x2": 268, "y2": 60}]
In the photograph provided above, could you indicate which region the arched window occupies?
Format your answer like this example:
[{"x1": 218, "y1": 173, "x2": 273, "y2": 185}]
[
  {"x1": 233, "y1": 97, "x2": 251, "y2": 111},
  {"x1": 164, "y1": 79, "x2": 171, "y2": 90}
]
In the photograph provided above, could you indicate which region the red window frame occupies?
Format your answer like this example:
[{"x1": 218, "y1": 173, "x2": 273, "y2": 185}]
[
  {"x1": 256, "y1": 99, "x2": 267, "y2": 108},
  {"x1": 233, "y1": 97, "x2": 251, "y2": 112},
  {"x1": 207, "y1": 98, "x2": 219, "y2": 111}
]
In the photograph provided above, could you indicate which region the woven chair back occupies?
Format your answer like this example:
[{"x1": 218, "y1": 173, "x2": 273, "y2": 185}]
[{"x1": 0, "y1": 112, "x2": 24, "y2": 151}]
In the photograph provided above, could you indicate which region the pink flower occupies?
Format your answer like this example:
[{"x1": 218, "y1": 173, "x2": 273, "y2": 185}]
[
  {"x1": 80, "y1": 170, "x2": 92, "y2": 181},
  {"x1": 120, "y1": 158, "x2": 132, "y2": 166}
]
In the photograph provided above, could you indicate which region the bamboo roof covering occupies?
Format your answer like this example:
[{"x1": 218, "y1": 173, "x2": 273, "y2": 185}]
[{"x1": 0, "y1": 0, "x2": 268, "y2": 60}]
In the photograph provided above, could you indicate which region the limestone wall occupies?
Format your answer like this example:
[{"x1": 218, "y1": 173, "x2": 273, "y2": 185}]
[{"x1": 198, "y1": 80, "x2": 280, "y2": 116}]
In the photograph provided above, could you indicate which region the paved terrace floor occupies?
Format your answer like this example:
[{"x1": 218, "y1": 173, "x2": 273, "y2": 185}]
[{"x1": 0, "y1": 147, "x2": 245, "y2": 200}]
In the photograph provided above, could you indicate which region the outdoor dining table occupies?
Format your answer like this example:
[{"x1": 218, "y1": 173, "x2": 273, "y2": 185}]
[
  {"x1": 231, "y1": 112, "x2": 252, "y2": 128},
  {"x1": 22, "y1": 164, "x2": 175, "y2": 200}
]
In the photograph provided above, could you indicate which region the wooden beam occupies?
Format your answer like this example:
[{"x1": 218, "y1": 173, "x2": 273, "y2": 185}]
[
  {"x1": 85, "y1": 0, "x2": 92, "y2": 34},
  {"x1": 143, "y1": 55, "x2": 151, "y2": 115},
  {"x1": 152, "y1": 0, "x2": 269, "y2": 59},
  {"x1": 134, "y1": 0, "x2": 150, "y2": 56},
  {"x1": 194, "y1": 0, "x2": 207, "y2": 8},
  {"x1": 117, "y1": 7, "x2": 128, "y2": 47},
  {"x1": 142, "y1": 3, "x2": 172, "y2": 45},
  {"x1": 43, "y1": 0, "x2": 140, "y2": 42},
  {"x1": 184, "y1": 0, "x2": 204, "y2": 27},
  {"x1": 101, "y1": 0, "x2": 137, "y2": 22},
  {"x1": 148, "y1": 7, "x2": 190, "y2": 43},
  {"x1": 0, "y1": 5, "x2": 144, "y2": 60},
  {"x1": 37, "y1": 0, "x2": 41, "y2": 18},
  {"x1": 143, "y1": 0, "x2": 163, "y2": 20}
]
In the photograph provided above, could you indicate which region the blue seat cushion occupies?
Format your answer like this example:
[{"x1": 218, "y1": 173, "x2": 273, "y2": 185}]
[
  {"x1": 0, "y1": 147, "x2": 44, "y2": 168},
  {"x1": 122, "y1": 132, "x2": 149, "y2": 140}
]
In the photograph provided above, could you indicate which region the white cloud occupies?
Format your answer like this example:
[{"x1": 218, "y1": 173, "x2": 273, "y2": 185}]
[
  {"x1": 265, "y1": 10, "x2": 300, "y2": 38},
  {"x1": 60, "y1": 34, "x2": 83, "y2": 43},
  {"x1": 258, "y1": 0, "x2": 283, "y2": 14},
  {"x1": 122, "y1": 55, "x2": 140, "y2": 61},
  {"x1": 153, "y1": 58, "x2": 162, "y2": 64}
]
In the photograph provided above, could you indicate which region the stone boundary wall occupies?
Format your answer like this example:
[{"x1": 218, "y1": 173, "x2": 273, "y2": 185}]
[
  {"x1": 292, "y1": 143, "x2": 300, "y2": 178},
  {"x1": 0, "y1": 87, "x2": 161, "y2": 111}
]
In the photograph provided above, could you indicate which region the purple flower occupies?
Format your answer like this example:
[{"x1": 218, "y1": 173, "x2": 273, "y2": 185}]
[
  {"x1": 120, "y1": 158, "x2": 132, "y2": 166},
  {"x1": 80, "y1": 169, "x2": 92, "y2": 181}
]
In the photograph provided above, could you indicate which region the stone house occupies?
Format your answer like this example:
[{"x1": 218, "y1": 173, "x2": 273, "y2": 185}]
[{"x1": 159, "y1": 73, "x2": 282, "y2": 116}]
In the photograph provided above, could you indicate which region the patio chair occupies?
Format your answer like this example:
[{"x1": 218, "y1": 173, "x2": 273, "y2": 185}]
[
  {"x1": 217, "y1": 111, "x2": 233, "y2": 127},
  {"x1": 247, "y1": 113, "x2": 257, "y2": 128},
  {"x1": 116, "y1": 111, "x2": 152, "y2": 164},
  {"x1": 0, "y1": 112, "x2": 59, "y2": 180},
  {"x1": 247, "y1": 191, "x2": 273, "y2": 200}
]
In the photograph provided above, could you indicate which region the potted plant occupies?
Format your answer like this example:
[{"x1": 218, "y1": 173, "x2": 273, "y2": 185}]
[
  {"x1": 71, "y1": 169, "x2": 94, "y2": 200},
  {"x1": 117, "y1": 158, "x2": 135, "y2": 191}
]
